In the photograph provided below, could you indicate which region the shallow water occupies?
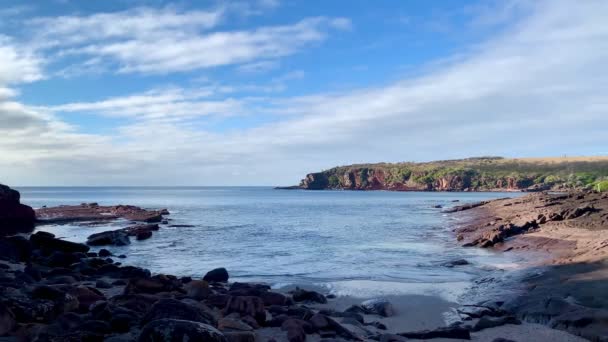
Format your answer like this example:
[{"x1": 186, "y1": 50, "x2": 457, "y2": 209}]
[{"x1": 19, "y1": 187, "x2": 523, "y2": 302}]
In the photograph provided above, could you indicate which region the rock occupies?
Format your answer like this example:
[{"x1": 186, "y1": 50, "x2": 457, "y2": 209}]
[
  {"x1": 86, "y1": 230, "x2": 130, "y2": 246},
  {"x1": 472, "y1": 316, "x2": 520, "y2": 332},
  {"x1": 360, "y1": 298, "x2": 395, "y2": 317},
  {"x1": 138, "y1": 319, "x2": 227, "y2": 342},
  {"x1": 0, "y1": 184, "x2": 36, "y2": 235},
  {"x1": 309, "y1": 313, "x2": 330, "y2": 330},
  {"x1": 398, "y1": 326, "x2": 471, "y2": 340},
  {"x1": 281, "y1": 319, "x2": 313, "y2": 342},
  {"x1": 124, "y1": 275, "x2": 182, "y2": 295},
  {"x1": 218, "y1": 317, "x2": 253, "y2": 331},
  {"x1": 0, "y1": 303, "x2": 16, "y2": 335},
  {"x1": 442, "y1": 259, "x2": 470, "y2": 267},
  {"x1": 223, "y1": 296, "x2": 266, "y2": 324},
  {"x1": 291, "y1": 288, "x2": 327, "y2": 304},
  {"x1": 260, "y1": 291, "x2": 290, "y2": 306},
  {"x1": 204, "y1": 267, "x2": 229, "y2": 282},
  {"x1": 0, "y1": 236, "x2": 32, "y2": 262},
  {"x1": 36, "y1": 204, "x2": 165, "y2": 224},
  {"x1": 380, "y1": 333, "x2": 408, "y2": 342},
  {"x1": 433, "y1": 205, "x2": 443, "y2": 208},
  {"x1": 319, "y1": 309, "x2": 364, "y2": 324},
  {"x1": 123, "y1": 223, "x2": 159, "y2": 236},
  {"x1": 224, "y1": 331, "x2": 256, "y2": 342},
  {"x1": 185, "y1": 280, "x2": 210, "y2": 300},
  {"x1": 136, "y1": 231, "x2": 153, "y2": 240},
  {"x1": 98, "y1": 249, "x2": 112, "y2": 257},
  {"x1": 80, "y1": 319, "x2": 112, "y2": 334},
  {"x1": 110, "y1": 314, "x2": 137, "y2": 333},
  {"x1": 30, "y1": 231, "x2": 90, "y2": 253},
  {"x1": 69, "y1": 286, "x2": 106, "y2": 312},
  {"x1": 142, "y1": 299, "x2": 217, "y2": 326}
]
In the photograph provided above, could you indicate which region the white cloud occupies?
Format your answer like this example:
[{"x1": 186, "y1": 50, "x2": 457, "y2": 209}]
[
  {"x1": 48, "y1": 87, "x2": 245, "y2": 121},
  {"x1": 0, "y1": 36, "x2": 44, "y2": 84},
  {"x1": 2, "y1": 0, "x2": 608, "y2": 186},
  {"x1": 26, "y1": 6, "x2": 350, "y2": 74}
]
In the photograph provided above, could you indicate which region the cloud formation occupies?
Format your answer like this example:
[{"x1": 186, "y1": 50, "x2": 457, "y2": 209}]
[
  {"x1": 1, "y1": 0, "x2": 607, "y2": 186},
  {"x1": 27, "y1": 7, "x2": 350, "y2": 74}
]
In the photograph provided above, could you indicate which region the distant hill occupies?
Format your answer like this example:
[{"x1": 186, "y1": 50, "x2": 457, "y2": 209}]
[{"x1": 288, "y1": 156, "x2": 608, "y2": 192}]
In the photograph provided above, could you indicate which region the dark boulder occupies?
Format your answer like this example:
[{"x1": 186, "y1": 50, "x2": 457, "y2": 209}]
[
  {"x1": 123, "y1": 223, "x2": 159, "y2": 236},
  {"x1": 124, "y1": 275, "x2": 182, "y2": 295},
  {"x1": 223, "y1": 296, "x2": 266, "y2": 324},
  {"x1": 142, "y1": 299, "x2": 217, "y2": 326},
  {"x1": 0, "y1": 184, "x2": 36, "y2": 235},
  {"x1": 138, "y1": 319, "x2": 227, "y2": 342},
  {"x1": 98, "y1": 249, "x2": 112, "y2": 257},
  {"x1": 0, "y1": 302, "x2": 16, "y2": 335},
  {"x1": 30, "y1": 231, "x2": 90, "y2": 253},
  {"x1": 86, "y1": 230, "x2": 130, "y2": 246},
  {"x1": 136, "y1": 231, "x2": 153, "y2": 240},
  {"x1": 398, "y1": 326, "x2": 471, "y2": 339},
  {"x1": 204, "y1": 267, "x2": 229, "y2": 282},
  {"x1": 291, "y1": 288, "x2": 327, "y2": 304},
  {"x1": 0, "y1": 235, "x2": 32, "y2": 262}
]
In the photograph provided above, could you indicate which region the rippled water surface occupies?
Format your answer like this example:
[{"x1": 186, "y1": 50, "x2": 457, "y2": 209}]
[{"x1": 19, "y1": 187, "x2": 523, "y2": 301}]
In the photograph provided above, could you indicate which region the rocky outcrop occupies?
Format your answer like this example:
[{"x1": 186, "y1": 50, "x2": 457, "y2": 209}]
[
  {"x1": 0, "y1": 184, "x2": 36, "y2": 235},
  {"x1": 289, "y1": 157, "x2": 608, "y2": 192},
  {"x1": 36, "y1": 203, "x2": 168, "y2": 225}
]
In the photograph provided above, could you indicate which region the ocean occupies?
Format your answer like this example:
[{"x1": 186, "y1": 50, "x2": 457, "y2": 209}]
[{"x1": 18, "y1": 187, "x2": 523, "y2": 302}]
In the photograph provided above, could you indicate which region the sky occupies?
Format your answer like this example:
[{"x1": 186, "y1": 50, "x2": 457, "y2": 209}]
[{"x1": 1, "y1": 0, "x2": 607, "y2": 186}]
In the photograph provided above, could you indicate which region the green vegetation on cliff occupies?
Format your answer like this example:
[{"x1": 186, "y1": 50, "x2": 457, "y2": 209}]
[{"x1": 297, "y1": 157, "x2": 608, "y2": 191}]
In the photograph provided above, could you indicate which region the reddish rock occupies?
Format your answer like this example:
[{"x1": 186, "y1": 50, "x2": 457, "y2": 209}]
[{"x1": 36, "y1": 204, "x2": 166, "y2": 225}]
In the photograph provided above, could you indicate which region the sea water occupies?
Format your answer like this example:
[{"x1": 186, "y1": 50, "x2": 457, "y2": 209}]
[{"x1": 19, "y1": 187, "x2": 522, "y2": 302}]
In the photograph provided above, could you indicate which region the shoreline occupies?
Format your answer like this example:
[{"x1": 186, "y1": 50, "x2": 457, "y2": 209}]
[
  {"x1": 450, "y1": 190, "x2": 608, "y2": 340},
  {"x1": 1, "y1": 187, "x2": 606, "y2": 341}
]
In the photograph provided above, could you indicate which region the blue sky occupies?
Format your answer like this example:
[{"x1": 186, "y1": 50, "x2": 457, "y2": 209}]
[{"x1": 1, "y1": 0, "x2": 607, "y2": 185}]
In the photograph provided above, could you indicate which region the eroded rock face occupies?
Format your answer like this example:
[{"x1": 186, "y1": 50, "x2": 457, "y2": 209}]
[{"x1": 0, "y1": 184, "x2": 36, "y2": 236}]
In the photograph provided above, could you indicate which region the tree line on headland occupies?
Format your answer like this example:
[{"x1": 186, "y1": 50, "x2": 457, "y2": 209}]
[{"x1": 286, "y1": 157, "x2": 608, "y2": 192}]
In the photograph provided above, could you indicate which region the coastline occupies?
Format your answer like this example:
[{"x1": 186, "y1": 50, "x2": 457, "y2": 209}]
[
  {"x1": 450, "y1": 190, "x2": 608, "y2": 340},
  {"x1": 1, "y1": 187, "x2": 606, "y2": 341}
]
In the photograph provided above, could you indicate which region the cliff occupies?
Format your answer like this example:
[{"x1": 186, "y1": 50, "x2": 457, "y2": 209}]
[{"x1": 291, "y1": 157, "x2": 608, "y2": 192}]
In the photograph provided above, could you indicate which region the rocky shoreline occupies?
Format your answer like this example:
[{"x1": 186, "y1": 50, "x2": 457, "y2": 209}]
[
  {"x1": 1, "y1": 184, "x2": 606, "y2": 341},
  {"x1": 450, "y1": 190, "x2": 608, "y2": 341}
]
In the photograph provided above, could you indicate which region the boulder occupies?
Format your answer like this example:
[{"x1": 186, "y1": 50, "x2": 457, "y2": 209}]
[
  {"x1": 442, "y1": 259, "x2": 470, "y2": 268},
  {"x1": 124, "y1": 275, "x2": 182, "y2": 295},
  {"x1": 291, "y1": 288, "x2": 327, "y2": 304},
  {"x1": 398, "y1": 326, "x2": 471, "y2": 340},
  {"x1": 204, "y1": 267, "x2": 229, "y2": 282},
  {"x1": 123, "y1": 224, "x2": 159, "y2": 236},
  {"x1": 0, "y1": 184, "x2": 36, "y2": 235},
  {"x1": 472, "y1": 316, "x2": 521, "y2": 331},
  {"x1": 98, "y1": 249, "x2": 112, "y2": 257},
  {"x1": 185, "y1": 280, "x2": 210, "y2": 300},
  {"x1": 223, "y1": 296, "x2": 266, "y2": 324},
  {"x1": 218, "y1": 317, "x2": 253, "y2": 331},
  {"x1": 136, "y1": 231, "x2": 153, "y2": 240},
  {"x1": 0, "y1": 235, "x2": 32, "y2": 262},
  {"x1": 0, "y1": 303, "x2": 16, "y2": 335},
  {"x1": 224, "y1": 331, "x2": 256, "y2": 342},
  {"x1": 360, "y1": 298, "x2": 395, "y2": 317},
  {"x1": 86, "y1": 230, "x2": 130, "y2": 246},
  {"x1": 142, "y1": 299, "x2": 217, "y2": 326},
  {"x1": 30, "y1": 232, "x2": 90, "y2": 253},
  {"x1": 138, "y1": 319, "x2": 227, "y2": 342}
]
